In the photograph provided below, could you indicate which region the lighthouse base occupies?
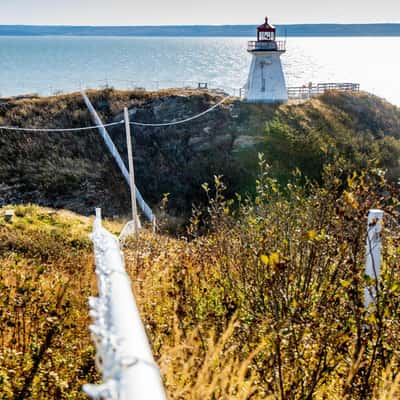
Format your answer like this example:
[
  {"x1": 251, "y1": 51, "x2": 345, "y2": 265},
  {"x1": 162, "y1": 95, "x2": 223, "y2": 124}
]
[{"x1": 245, "y1": 51, "x2": 288, "y2": 103}]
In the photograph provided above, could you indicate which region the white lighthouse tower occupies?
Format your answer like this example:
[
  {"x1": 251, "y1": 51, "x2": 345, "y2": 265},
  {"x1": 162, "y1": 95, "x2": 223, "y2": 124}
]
[{"x1": 245, "y1": 17, "x2": 288, "y2": 103}]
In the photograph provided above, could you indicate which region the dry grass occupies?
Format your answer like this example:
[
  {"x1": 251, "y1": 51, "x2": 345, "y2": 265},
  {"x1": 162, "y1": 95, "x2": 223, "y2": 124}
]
[
  {"x1": 158, "y1": 317, "x2": 272, "y2": 400},
  {"x1": 0, "y1": 205, "x2": 97, "y2": 399},
  {"x1": 1, "y1": 162, "x2": 400, "y2": 399}
]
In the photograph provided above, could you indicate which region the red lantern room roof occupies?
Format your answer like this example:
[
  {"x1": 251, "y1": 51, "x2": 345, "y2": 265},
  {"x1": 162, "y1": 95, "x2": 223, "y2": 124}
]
[
  {"x1": 257, "y1": 17, "x2": 276, "y2": 33},
  {"x1": 248, "y1": 16, "x2": 286, "y2": 52}
]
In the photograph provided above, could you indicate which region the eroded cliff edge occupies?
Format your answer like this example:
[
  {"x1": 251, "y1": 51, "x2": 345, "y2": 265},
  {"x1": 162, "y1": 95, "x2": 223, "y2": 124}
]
[{"x1": 0, "y1": 89, "x2": 399, "y2": 217}]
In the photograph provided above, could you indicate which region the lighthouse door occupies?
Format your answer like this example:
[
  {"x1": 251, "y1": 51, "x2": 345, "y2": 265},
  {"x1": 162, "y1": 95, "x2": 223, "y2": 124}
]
[
  {"x1": 260, "y1": 61, "x2": 266, "y2": 92},
  {"x1": 260, "y1": 59, "x2": 273, "y2": 93}
]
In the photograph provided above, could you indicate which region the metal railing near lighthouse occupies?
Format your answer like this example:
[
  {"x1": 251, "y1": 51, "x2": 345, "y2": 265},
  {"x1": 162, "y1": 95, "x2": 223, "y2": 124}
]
[
  {"x1": 286, "y1": 82, "x2": 360, "y2": 100},
  {"x1": 240, "y1": 82, "x2": 361, "y2": 102}
]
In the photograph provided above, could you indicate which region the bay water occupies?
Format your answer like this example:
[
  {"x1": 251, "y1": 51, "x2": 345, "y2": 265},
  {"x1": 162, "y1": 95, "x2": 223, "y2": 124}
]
[{"x1": 0, "y1": 36, "x2": 398, "y2": 105}]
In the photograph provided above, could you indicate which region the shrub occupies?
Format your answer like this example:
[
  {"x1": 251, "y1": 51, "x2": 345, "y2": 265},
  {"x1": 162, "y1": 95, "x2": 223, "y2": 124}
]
[{"x1": 126, "y1": 161, "x2": 400, "y2": 399}]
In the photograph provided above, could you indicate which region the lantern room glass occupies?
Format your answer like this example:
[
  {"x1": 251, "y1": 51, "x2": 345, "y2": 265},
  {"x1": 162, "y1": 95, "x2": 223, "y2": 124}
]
[{"x1": 258, "y1": 31, "x2": 276, "y2": 42}]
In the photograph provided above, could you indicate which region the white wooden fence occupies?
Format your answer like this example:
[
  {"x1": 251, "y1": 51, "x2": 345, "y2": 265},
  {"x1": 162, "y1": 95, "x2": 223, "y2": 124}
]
[{"x1": 83, "y1": 209, "x2": 166, "y2": 400}]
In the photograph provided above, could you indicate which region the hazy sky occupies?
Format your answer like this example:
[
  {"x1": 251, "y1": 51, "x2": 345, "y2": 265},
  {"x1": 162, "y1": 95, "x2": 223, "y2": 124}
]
[{"x1": 0, "y1": 0, "x2": 399, "y2": 26}]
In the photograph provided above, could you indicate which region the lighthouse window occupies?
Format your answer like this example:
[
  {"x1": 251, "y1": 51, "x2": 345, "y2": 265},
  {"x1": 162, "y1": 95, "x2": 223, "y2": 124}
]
[{"x1": 259, "y1": 31, "x2": 275, "y2": 41}]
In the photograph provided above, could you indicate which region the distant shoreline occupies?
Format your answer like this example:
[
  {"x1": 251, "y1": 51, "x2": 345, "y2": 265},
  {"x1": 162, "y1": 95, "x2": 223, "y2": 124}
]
[{"x1": 0, "y1": 24, "x2": 399, "y2": 37}]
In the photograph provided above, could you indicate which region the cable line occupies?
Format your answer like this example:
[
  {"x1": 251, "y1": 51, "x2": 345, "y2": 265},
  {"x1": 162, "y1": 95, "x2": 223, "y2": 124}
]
[
  {"x1": 130, "y1": 96, "x2": 231, "y2": 127},
  {"x1": 0, "y1": 95, "x2": 231, "y2": 132},
  {"x1": 0, "y1": 120, "x2": 124, "y2": 132}
]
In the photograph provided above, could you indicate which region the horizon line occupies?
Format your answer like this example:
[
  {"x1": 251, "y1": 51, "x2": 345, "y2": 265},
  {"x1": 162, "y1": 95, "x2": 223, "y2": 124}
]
[{"x1": 0, "y1": 22, "x2": 399, "y2": 27}]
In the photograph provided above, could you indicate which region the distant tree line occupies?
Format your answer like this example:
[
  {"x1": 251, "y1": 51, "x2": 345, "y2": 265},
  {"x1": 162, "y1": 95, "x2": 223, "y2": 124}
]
[{"x1": 0, "y1": 23, "x2": 399, "y2": 37}]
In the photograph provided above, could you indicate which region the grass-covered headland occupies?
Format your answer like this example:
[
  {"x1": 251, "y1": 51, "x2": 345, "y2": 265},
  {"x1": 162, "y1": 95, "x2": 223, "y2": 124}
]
[
  {"x1": 1, "y1": 162, "x2": 399, "y2": 399},
  {"x1": 0, "y1": 90, "x2": 400, "y2": 398},
  {"x1": 1, "y1": 89, "x2": 400, "y2": 219}
]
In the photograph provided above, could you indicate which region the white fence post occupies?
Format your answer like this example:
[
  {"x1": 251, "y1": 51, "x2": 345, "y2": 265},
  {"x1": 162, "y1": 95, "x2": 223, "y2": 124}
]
[
  {"x1": 81, "y1": 91, "x2": 155, "y2": 224},
  {"x1": 83, "y1": 209, "x2": 166, "y2": 400},
  {"x1": 124, "y1": 107, "x2": 140, "y2": 234},
  {"x1": 365, "y1": 209, "x2": 384, "y2": 308}
]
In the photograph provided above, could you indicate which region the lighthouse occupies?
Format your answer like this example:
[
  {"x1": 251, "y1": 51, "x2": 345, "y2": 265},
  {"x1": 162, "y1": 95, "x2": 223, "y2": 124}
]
[{"x1": 244, "y1": 17, "x2": 288, "y2": 103}]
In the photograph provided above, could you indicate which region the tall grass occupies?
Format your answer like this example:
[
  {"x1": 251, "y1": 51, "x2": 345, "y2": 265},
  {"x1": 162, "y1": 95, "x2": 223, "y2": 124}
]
[{"x1": 0, "y1": 206, "x2": 98, "y2": 399}]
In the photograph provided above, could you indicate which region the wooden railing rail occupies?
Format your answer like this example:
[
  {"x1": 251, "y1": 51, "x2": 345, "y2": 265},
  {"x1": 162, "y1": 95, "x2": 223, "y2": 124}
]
[{"x1": 286, "y1": 82, "x2": 360, "y2": 100}]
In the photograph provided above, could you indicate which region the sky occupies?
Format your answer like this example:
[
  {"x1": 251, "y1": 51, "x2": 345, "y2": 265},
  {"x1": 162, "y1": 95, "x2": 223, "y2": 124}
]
[{"x1": 0, "y1": 0, "x2": 399, "y2": 26}]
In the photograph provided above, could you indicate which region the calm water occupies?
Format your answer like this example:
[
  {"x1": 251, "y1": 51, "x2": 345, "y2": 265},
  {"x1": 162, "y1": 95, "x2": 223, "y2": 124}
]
[{"x1": 0, "y1": 36, "x2": 399, "y2": 105}]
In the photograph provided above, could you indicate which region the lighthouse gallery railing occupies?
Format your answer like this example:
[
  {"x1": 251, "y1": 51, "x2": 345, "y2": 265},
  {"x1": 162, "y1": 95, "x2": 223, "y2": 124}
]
[{"x1": 247, "y1": 40, "x2": 286, "y2": 52}]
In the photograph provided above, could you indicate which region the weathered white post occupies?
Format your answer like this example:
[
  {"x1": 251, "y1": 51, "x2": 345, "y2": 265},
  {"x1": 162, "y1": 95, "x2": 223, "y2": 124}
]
[
  {"x1": 81, "y1": 90, "x2": 155, "y2": 223},
  {"x1": 124, "y1": 107, "x2": 139, "y2": 234},
  {"x1": 365, "y1": 209, "x2": 384, "y2": 308},
  {"x1": 95, "y1": 207, "x2": 102, "y2": 223},
  {"x1": 4, "y1": 210, "x2": 14, "y2": 223}
]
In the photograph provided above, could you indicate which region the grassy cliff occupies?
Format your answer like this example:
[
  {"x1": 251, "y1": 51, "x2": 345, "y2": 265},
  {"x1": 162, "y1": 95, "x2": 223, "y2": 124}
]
[
  {"x1": 0, "y1": 89, "x2": 238, "y2": 217},
  {"x1": 260, "y1": 91, "x2": 400, "y2": 183},
  {"x1": 1, "y1": 89, "x2": 399, "y2": 220}
]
